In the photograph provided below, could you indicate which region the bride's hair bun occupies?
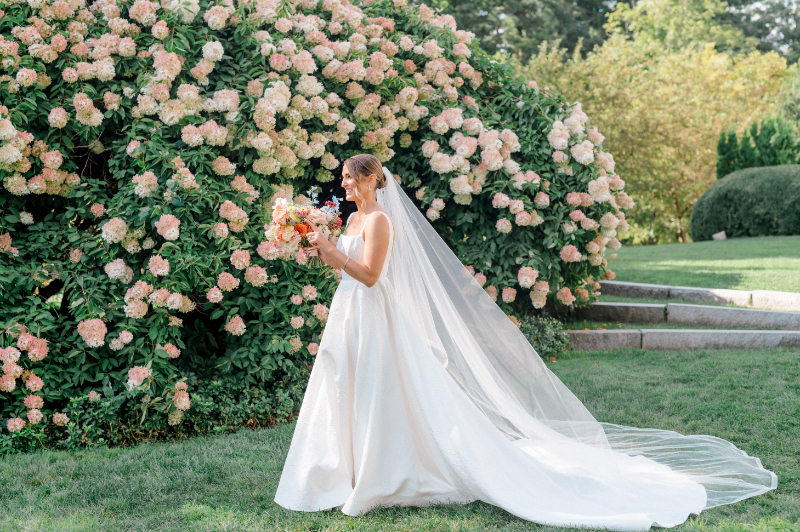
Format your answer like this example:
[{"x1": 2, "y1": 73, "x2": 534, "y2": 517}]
[{"x1": 345, "y1": 154, "x2": 387, "y2": 189}]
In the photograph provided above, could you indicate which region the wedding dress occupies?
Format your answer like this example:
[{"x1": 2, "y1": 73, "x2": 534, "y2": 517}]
[{"x1": 274, "y1": 169, "x2": 777, "y2": 530}]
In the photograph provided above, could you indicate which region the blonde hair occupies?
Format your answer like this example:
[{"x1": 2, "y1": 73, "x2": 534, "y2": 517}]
[{"x1": 344, "y1": 154, "x2": 386, "y2": 209}]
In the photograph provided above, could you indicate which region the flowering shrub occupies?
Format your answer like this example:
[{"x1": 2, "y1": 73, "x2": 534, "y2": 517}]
[{"x1": 0, "y1": 0, "x2": 629, "y2": 442}]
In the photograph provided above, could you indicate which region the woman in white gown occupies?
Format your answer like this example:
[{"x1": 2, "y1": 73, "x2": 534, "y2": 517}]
[{"x1": 274, "y1": 154, "x2": 777, "y2": 530}]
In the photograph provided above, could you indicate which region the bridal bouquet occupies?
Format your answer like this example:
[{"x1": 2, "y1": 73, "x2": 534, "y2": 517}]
[{"x1": 265, "y1": 198, "x2": 343, "y2": 267}]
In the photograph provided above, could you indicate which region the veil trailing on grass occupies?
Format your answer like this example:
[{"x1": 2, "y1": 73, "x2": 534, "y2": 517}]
[{"x1": 377, "y1": 166, "x2": 777, "y2": 509}]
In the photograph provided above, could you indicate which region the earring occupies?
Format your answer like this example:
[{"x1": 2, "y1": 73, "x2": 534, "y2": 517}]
[{"x1": 368, "y1": 185, "x2": 371, "y2": 190}]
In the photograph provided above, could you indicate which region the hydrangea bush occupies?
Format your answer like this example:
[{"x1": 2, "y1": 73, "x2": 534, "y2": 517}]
[{"x1": 0, "y1": 0, "x2": 630, "y2": 441}]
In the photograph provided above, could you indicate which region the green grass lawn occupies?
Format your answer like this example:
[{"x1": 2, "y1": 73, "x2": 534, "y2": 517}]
[
  {"x1": 1, "y1": 348, "x2": 797, "y2": 532},
  {"x1": 611, "y1": 235, "x2": 800, "y2": 293}
]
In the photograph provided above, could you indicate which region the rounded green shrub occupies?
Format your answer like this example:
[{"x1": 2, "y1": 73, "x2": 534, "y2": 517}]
[{"x1": 691, "y1": 165, "x2": 800, "y2": 241}]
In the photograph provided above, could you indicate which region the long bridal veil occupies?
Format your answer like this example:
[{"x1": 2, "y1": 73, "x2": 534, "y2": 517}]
[{"x1": 376, "y1": 167, "x2": 777, "y2": 509}]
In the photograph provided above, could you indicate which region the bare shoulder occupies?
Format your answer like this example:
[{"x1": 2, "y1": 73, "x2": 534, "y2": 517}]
[{"x1": 363, "y1": 210, "x2": 391, "y2": 240}]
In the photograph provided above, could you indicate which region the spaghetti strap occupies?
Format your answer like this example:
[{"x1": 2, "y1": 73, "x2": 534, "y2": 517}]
[{"x1": 358, "y1": 212, "x2": 374, "y2": 236}]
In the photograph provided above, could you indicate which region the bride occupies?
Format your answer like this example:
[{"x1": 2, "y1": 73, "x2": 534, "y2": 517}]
[{"x1": 274, "y1": 153, "x2": 777, "y2": 530}]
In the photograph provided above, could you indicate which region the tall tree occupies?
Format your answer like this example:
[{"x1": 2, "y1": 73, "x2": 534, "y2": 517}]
[
  {"x1": 430, "y1": 0, "x2": 616, "y2": 60},
  {"x1": 717, "y1": 130, "x2": 740, "y2": 179},
  {"x1": 721, "y1": 0, "x2": 800, "y2": 64}
]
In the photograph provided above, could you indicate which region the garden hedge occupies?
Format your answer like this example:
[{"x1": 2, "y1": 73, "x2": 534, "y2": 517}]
[
  {"x1": 691, "y1": 165, "x2": 800, "y2": 241},
  {"x1": 0, "y1": 0, "x2": 632, "y2": 446}
]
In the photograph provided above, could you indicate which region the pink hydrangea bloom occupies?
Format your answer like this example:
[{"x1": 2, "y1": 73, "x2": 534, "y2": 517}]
[
  {"x1": 501, "y1": 287, "x2": 517, "y2": 303},
  {"x1": 290, "y1": 316, "x2": 305, "y2": 329},
  {"x1": 7, "y1": 417, "x2": 25, "y2": 432},
  {"x1": 77, "y1": 318, "x2": 107, "y2": 347},
  {"x1": 155, "y1": 214, "x2": 180, "y2": 240},
  {"x1": 217, "y1": 272, "x2": 240, "y2": 292},
  {"x1": 127, "y1": 366, "x2": 152, "y2": 388},
  {"x1": 313, "y1": 303, "x2": 329, "y2": 321},
  {"x1": 496, "y1": 218, "x2": 512, "y2": 233},
  {"x1": 24, "y1": 394, "x2": 44, "y2": 409},
  {"x1": 556, "y1": 287, "x2": 576, "y2": 306},
  {"x1": 302, "y1": 285, "x2": 318, "y2": 300},
  {"x1": 225, "y1": 316, "x2": 246, "y2": 335},
  {"x1": 560, "y1": 245, "x2": 582, "y2": 262},
  {"x1": 517, "y1": 267, "x2": 538, "y2": 288},
  {"x1": 230, "y1": 249, "x2": 251, "y2": 270},
  {"x1": 174, "y1": 390, "x2": 191, "y2": 411},
  {"x1": 308, "y1": 342, "x2": 319, "y2": 355},
  {"x1": 53, "y1": 412, "x2": 70, "y2": 426},
  {"x1": 163, "y1": 343, "x2": 181, "y2": 359}
]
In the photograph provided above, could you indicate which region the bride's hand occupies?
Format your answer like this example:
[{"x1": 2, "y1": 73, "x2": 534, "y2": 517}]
[
  {"x1": 305, "y1": 221, "x2": 332, "y2": 251},
  {"x1": 306, "y1": 221, "x2": 337, "y2": 267}
]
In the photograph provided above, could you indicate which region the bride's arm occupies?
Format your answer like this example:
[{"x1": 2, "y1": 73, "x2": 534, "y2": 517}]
[{"x1": 307, "y1": 215, "x2": 391, "y2": 288}]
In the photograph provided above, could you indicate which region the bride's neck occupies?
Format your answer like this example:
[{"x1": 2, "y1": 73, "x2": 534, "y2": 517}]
[{"x1": 355, "y1": 199, "x2": 380, "y2": 215}]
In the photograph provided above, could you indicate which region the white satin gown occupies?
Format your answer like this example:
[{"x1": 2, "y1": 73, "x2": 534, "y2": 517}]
[{"x1": 274, "y1": 211, "x2": 776, "y2": 530}]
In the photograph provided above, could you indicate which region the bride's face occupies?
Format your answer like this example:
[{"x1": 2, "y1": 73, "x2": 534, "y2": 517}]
[
  {"x1": 341, "y1": 164, "x2": 375, "y2": 202},
  {"x1": 341, "y1": 164, "x2": 358, "y2": 201}
]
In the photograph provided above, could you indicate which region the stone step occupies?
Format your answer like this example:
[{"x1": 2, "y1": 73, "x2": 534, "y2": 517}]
[
  {"x1": 666, "y1": 304, "x2": 800, "y2": 330},
  {"x1": 575, "y1": 302, "x2": 665, "y2": 323},
  {"x1": 642, "y1": 329, "x2": 800, "y2": 350},
  {"x1": 576, "y1": 302, "x2": 800, "y2": 330},
  {"x1": 567, "y1": 330, "x2": 642, "y2": 350},
  {"x1": 598, "y1": 281, "x2": 671, "y2": 299},
  {"x1": 567, "y1": 329, "x2": 800, "y2": 351},
  {"x1": 599, "y1": 281, "x2": 800, "y2": 312},
  {"x1": 752, "y1": 290, "x2": 800, "y2": 312}
]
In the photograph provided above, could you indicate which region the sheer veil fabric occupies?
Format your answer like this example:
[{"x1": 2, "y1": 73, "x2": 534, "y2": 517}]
[
  {"x1": 374, "y1": 166, "x2": 777, "y2": 510},
  {"x1": 274, "y1": 167, "x2": 777, "y2": 529}
]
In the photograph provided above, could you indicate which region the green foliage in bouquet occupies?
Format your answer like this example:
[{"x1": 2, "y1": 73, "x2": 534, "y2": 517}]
[{"x1": 0, "y1": 0, "x2": 630, "y2": 443}]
